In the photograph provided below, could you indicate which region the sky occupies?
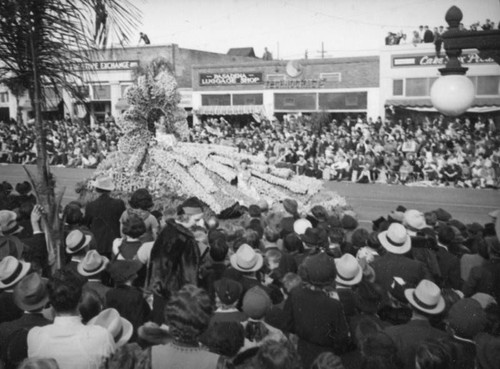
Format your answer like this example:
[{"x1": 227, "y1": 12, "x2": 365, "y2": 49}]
[{"x1": 137, "y1": 0, "x2": 500, "y2": 59}]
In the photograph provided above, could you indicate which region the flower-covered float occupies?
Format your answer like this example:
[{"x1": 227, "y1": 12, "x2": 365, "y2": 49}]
[{"x1": 87, "y1": 64, "x2": 348, "y2": 215}]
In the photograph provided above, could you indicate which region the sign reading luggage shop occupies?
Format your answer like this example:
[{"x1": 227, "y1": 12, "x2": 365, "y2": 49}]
[
  {"x1": 75, "y1": 60, "x2": 139, "y2": 71},
  {"x1": 392, "y1": 52, "x2": 495, "y2": 68},
  {"x1": 199, "y1": 72, "x2": 263, "y2": 86}
]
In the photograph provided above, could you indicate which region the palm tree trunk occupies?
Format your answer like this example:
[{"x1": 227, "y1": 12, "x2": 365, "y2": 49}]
[{"x1": 29, "y1": 31, "x2": 60, "y2": 272}]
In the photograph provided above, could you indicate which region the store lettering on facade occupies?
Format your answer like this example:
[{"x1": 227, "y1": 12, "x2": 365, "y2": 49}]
[
  {"x1": 392, "y1": 52, "x2": 495, "y2": 67},
  {"x1": 265, "y1": 78, "x2": 327, "y2": 89},
  {"x1": 75, "y1": 60, "x2": 139, "y2": 71},
  {"x1": 199, "y1": 73, "x2": 263, "y2": 86}
]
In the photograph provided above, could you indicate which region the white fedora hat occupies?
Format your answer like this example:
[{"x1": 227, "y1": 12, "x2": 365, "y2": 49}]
[
  {"x1": 0, "y1": 256, "x2": 31, "y2": 289},
  {"x1": 77, "y1": 250, "x2": 109, "y2": 277},
  {"x1": 66, "y1": 230, "x2": 92, "y2": 254},
  {"x1": 293, "y1": 218, "x2": 312, "y2": 236},
  {"x1": 93, "y1": 176, "x2": 115, "y2": 191},
  {"x1": 335, "y1": 253, "x2": 363, "y2": 286},
  {"x1": 230, "y1": 244, "x2": 263, "y2": 272},
  {"x1": 403, "y1": 209, "x2": 429, "y2": 236},
  {"x1": 88, "y1": 308, "x2": 133, "y2": 347},
  {"x1": 404, "y1": 279, "x2": 445, "y2": 315},
  {"x1": 378, "y1": 223, "x2": 411, "y2": 254}
]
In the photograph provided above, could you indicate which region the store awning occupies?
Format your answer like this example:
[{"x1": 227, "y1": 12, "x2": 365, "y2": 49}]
[
  {"x1": 385, "y1": 97, "x2": 500, "y2": 113},
  {"x1": 195, "y1": 105, "x2": 265, "y2": 116}
]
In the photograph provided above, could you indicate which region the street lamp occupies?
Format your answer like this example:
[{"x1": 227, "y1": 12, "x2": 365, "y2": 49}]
[{"x1": 430, "y1": 6, "x2": 500, "y2": 116}]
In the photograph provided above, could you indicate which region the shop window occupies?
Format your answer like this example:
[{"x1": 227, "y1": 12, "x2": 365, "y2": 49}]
[
  {"x1": 92, "y1": 85, "x2": 111, "y2": 100},
  {"x1": 274, "y1": 93, "x2": 316, "y2": 110},
  {"x1": 345, "y1": 95, "x2": 359, "y2": 107},
  {"x1": 232, "y1": 93, "x2": 263, "y2": 105},
  {"x1": 405, "y1": 78, "x2": 428, "y2": 97},
  {"x1": 0, "y1": 92, "x2": 8, "y2": 103},
  {"x1": 201, "y1": 94, "x2": 231, "y2": 106},
  {"x1": 320, "y1": 73, "x2": 341, "y2": 82},
  {"x1": 477, "y1": 75, "x2": 500, "y2": 95},
  {"x1": 393, "y1": 80, "x2": 403, "y2": 96}
]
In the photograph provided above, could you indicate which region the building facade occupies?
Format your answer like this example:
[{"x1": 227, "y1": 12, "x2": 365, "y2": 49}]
[
  {"x1": 191, "y1": 56, "x2": 380, "y2": 123},
  {"x1": 380, "y1": 43, "x2": 500, "y2": 118}
]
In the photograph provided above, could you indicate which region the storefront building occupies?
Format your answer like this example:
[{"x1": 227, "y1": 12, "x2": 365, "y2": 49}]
[
  {"x1": 380, "y1": 43, "x2": 500, "y2": 119},
  {"x1": 191, "y1": 56, "x2": 380, "y2": 123},
  {"x1": 0, "y1": 44, "x2": 255, "y2": 125}
]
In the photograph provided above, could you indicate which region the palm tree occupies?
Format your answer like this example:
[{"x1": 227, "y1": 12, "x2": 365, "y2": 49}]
[{"x1": 0, "y1": 0, "x2": 140, "y2": 270}]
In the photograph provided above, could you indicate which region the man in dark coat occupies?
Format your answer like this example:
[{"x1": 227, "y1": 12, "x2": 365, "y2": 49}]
[
  {"x1": 435, "y1": 225, "x2": 461, "y2": 290},
  {"x1": 284, "y1": 252, "x2": 350, "y2": 368},
  {"x1": 384, "y1": 280, "x2": 449, "y2": 369},
  {"x1": 0, "y1": 273, "x2": 51, "y2": 368},
  {"x1": 84, "y1": 177, "x2": 125, "y2": 259},
  {"x1": 372, "y1": 223, "x2": 431, "y2": 293}
]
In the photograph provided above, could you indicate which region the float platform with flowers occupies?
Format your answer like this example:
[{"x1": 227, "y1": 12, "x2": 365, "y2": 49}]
[{"x1": 91, "y1": 133, "x2": 348, "y2": 215}]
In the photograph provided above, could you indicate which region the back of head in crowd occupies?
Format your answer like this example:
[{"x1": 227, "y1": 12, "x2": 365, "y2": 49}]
[
  {"x1": 129, "y1": 188, "x2": 154, "y2": 210},
  {"x1": 253, "y1": 340, "x2": 302, "y2": 369},
  {"x1": 48, "y1": 270, "x2": 83, "y2": 314},
  {"x1": 122, "y1": 213, "x2": 147, "y2": 239}
]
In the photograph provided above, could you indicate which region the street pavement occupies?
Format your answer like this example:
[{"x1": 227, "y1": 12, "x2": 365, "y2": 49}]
[{"x1": 1, "y1": 164, "x2": 499, "y2": 225}]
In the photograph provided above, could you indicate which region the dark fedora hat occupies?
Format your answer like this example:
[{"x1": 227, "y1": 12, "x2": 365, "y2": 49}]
[
  {"x1": 106, "y1": 260, "x2": 143, "y2": 284},
  {"x1": 13, "y1": 273, "x2": 49, "y2": 311},
  {"x1": 300, "y1": 227, "x2": 327, "y2": 247}
]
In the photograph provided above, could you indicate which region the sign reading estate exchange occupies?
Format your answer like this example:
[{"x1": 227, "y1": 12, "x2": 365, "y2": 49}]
[
  {"x1": 75, "y1": 60, "x2": 139, "y2": 71},
  {"x1": 392, "y1": 52, "x2": 495, "y2": 67},
  {"x1": 199, "y1": 72, "x2": 263, "y2": 86}
]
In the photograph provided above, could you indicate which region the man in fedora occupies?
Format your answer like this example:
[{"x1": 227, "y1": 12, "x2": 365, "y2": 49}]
[
  {"x1": 0, "y1": 273, "x2": 51, "y2": 367},
  {"x1": 88, "y1": 308, "x2": 133, "y2": 348},
  {"x1": 63, "y1": 229, "x2": 92, "y2": 285},
  {"x1": 371, "y1": 223, "x2": 431, "y2": 293},
  {"x1": 228, "y1": 243, "x2": 265, "y2": 296},
  {"x1": 78, "y1": 250, "x2": 110, "y2": 304},
  {"x1": 279, "y1": 198, "x2": 299, "y2": 238},
  {"x1": 335, "y1": 253, "x2": 364, "y2": 317},
  {"x1": 84, "y1": 176, "x2": 125, "y2": 259},
  {"x1": 0, "y1": 210, "x2": 25, "y2": 260},
  {"x1": 384, "y1": 279, "x2": 449, "y2": 369},
  {"x1": 0, "y1": 256, "x2": 31, "y2": 324}
]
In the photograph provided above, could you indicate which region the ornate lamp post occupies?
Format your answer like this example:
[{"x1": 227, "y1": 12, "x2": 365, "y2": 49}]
[{"x1": 430, "y1": 6, "x2": 500, "y2": 116}]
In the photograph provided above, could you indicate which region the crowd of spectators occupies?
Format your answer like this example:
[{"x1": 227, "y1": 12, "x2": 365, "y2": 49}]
[
  {"x1": 385, "y1": 18, "x2": 500, "y2": 56},
  {"x1": 0, "y1": 113, "x2": 121, "y2": 168},
  {"x1": 191, "y1": 114, "x2": 500, "y2": 189},
  {"x1": 0, "y1": 177, "x2": 499, "y2": 369}
]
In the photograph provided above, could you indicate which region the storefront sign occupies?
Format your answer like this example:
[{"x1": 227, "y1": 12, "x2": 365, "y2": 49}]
[
  {"x1": 199, "y1": 72, "x2": 263, "y2": 86},
  {"x1": 392, "y1": 52, "x2": 495, "y2": 67},
  {"x1": 75, "y1": 60, "x2": 139, "y2": 71},
  {"x1": 265, "y1": 79, "x2": 327, "y2": 89}
]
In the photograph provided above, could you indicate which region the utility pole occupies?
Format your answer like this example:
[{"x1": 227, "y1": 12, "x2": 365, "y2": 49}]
[
  {"x1": 304, "y1": 49, "x2": 308, "y2": 59},
  {"x1": 317, "y1": 42, "x2": 325, "y2": 59}
]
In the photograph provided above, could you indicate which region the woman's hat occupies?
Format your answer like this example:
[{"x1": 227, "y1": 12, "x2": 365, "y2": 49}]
[
  {"x1": 15, "y1": 181, "x2": 32, "y2": 195},
  {"x1": 13, "y1": 272, "x2": 49, "y2": 311},
  {"x1": 77, "y1": 250, "x2": 109, "y2": 277},
  {"x1": 0, "y1": 256, "x2": 31, "y2": 289},
  {"x1": 88, "y1": 308, "x2": 133, "y2": 347},
  {"x1": 341, "y1": 214, "x2": 358, "y2": 230},
  {"x1": 300, "y1": 227, "x2": 327, "y2": 247},
  {"x1": 378, "y1": 223, "x2": 411, "y2": 254},
  {"x1": 107, "y1": 260, "x2": 143, "y2": 284},
  {"x1": 299, "y1": 252, "x2": 337, "y2": 287},
  {"x1": 293, "y1": 219, "x2": 312, "y2": 235},
  {"x1": 214, "y1": 278, "x2": 243, "y2": 305},
  {"x1": 242, "y1": 286, "x2": 271, "y2": 319},
  {"x1": 230, "y1": 244, "x2": 263, "y2": 272},
  {"x1": 354, "y1": 281, "x2": 384, "y2": 313},
  {"x1": 335, "y1": 254, "x2": 363, "y2": 286},
  {"x1": 92, "y1": 176, "x2": 115, "y2": 191},
  {"x1": 282, "y1": 199, "x2": 298, "y2": 215},
  {"x1": 447, "y1": 298, "x2": 487, "y2": 339},
  {"x1": 404, "y1": 279, "x2": 445, "y2": 315},
  {"x1": 65, "y1": 230, "x2": 92, "y2": 254}
]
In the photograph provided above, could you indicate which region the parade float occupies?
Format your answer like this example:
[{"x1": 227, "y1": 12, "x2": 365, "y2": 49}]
[{"x1": 85, "y1": 65, "x2": 348, "y2": 215}]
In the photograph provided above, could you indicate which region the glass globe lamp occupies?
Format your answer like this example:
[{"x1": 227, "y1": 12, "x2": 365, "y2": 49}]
[{"x1": 430, "y1": 74, "x2": 475, "y2": 117}]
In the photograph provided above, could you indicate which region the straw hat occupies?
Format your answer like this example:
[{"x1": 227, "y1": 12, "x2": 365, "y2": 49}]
[
  {"x1": 13, "y1": 273, "x2": 49, "y2": 311},
  {"x1": 88, "y1": 308, "x2": 133, "y2": 347},
  {"x1": 77, "y1": 250, "x2": 109, "y2": 277},
  {"x1": 93, "y1": 176, "x2": 115, "y2": 191},
  {"x1": 0, "y1": 256, "x2": 31, "y2": 289},
  {"x1": 404, "y1": 279, "x2": 445, "y2": 315},
  {"x1": 335, "y1": 254, "x2": 363, "y2": 286},
  {"x1": 230, "y1": 244, "x2": 263, "y2": 272},
  {"x1": 65, "y1": 230, "x2": 92, "y2": 254},
  {"x1": 378, "y1": 223, "x2": 411, "y2": 254}
]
